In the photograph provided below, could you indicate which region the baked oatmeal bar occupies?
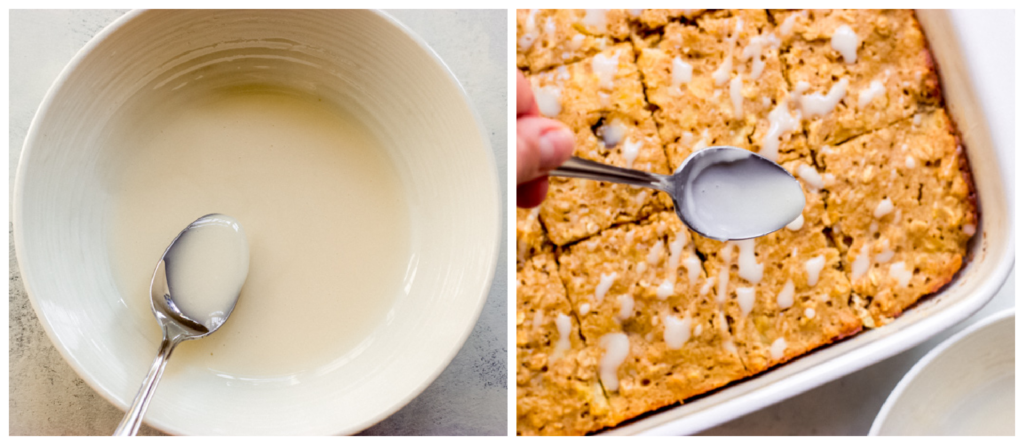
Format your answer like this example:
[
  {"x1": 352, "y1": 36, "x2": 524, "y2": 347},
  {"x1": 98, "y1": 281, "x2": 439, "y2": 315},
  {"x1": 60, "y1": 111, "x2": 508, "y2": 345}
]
[
  {"x1": 822, "y1": 109, "x2": 975, "y2": 326},
  {"x1": 637, "y1": 9, "x2": 809, "y2": 170},
  {"x1": 691, "y1": 163, "x2": 861, "y2": 373},
  {"x1": 529, "y1": 43, "x2": 672, "y2": 246},
  {"x1": 558, "y1": 212, "x2": 748, "y2": 425},
  {"x1": 517, "y1": 9, "x2": 633, "y2": 73},
  {"x1": 517, "y1": 252, "x2": 612, "y2": 435},
  {"x1": 774, "y1": 9, "x2": 941, "y2": 149},
  {"x1": 516, "y1": 8, "x2": 709, "y2": 74}
]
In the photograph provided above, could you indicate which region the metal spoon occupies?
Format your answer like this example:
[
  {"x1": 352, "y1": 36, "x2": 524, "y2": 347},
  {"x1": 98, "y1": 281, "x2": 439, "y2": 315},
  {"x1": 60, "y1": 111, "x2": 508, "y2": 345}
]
[
  {"x1": 113, "y1": 213, "x2": 250, "y2": 436},
  {"x1": 549, "y1": 146, "x2": 806, "y2": 241}
]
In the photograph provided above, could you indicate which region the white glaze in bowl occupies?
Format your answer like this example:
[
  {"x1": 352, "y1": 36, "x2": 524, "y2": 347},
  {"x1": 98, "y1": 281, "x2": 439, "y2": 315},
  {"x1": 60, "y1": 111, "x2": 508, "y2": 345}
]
[{"x1": 14, "y1": 9, "x2": 500, "y2": 435}]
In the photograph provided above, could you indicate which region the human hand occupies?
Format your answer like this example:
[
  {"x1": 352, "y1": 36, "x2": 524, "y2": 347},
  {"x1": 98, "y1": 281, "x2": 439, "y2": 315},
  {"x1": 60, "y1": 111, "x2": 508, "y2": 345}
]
[{"x1": 516, "y1": 70, "x2": 574, "y2": 208}]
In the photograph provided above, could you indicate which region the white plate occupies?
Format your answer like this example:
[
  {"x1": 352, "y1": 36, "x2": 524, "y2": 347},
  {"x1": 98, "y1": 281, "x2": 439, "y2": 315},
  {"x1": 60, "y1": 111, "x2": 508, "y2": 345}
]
[
  {"x1": 869, "y1": 308, "x2": 1014, "y2": 435},
  {"x1": 605, "y1": 9, "x2": 1014, "y2": 435},
  {"x1": 14, "y1": 10, "x2": 500, "y2": 435}
]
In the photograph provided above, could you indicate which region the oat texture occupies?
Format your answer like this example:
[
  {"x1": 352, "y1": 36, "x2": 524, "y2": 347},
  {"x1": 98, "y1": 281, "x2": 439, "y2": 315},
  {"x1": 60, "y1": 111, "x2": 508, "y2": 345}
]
[{"x1": 516, "y1": 9, "x2": 975, "y2": 435}]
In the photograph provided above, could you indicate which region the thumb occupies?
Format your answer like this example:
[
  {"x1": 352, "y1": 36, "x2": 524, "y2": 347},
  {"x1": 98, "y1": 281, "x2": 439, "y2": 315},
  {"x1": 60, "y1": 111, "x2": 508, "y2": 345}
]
[{"x1": 517, "y1": 116, "x2": 574, "y2": 185}]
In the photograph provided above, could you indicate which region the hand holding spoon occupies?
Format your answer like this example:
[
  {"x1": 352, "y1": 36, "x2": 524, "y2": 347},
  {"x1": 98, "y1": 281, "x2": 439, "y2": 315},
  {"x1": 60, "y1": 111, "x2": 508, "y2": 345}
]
[
  {"x1": 549, "y1": 146, "x2": 806, "y2": 241},
  {"x1": 113, "y1": 214, "x2": 250, "y2": 436}
]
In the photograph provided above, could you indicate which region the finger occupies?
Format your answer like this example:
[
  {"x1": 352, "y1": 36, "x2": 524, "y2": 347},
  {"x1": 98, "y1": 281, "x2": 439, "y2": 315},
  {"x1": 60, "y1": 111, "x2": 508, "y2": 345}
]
[
  {"x1": 517, "y1": 70, "x2": 539, "y2": 117},
  {"x1": 516, "y1": 176, "x2": 550, "y2": 208},
  {"x1": 517, "y1": 116, "x2": 574, "y2": 184}
]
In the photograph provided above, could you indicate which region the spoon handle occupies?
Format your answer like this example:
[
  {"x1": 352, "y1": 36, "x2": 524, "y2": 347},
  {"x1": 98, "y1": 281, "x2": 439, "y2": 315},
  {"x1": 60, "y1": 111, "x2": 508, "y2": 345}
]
[
  {"x1": 549, "y1": 157, "x2": 672, "y2": 193},
  {"x1": 113, "y1": 336, "x2": 178, "y2": 436}
]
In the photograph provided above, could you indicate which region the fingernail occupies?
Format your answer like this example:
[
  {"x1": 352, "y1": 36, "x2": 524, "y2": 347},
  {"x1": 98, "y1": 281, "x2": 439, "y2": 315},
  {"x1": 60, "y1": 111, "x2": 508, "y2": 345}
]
[{"x1": 538, "y1": 127, "x2": 573, "y2": 170}]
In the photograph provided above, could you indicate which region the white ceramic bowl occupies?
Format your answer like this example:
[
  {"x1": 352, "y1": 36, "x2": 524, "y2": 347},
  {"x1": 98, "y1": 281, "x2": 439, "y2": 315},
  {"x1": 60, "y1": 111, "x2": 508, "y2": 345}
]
[
  {"x1": 869, "y1": 308, "x2": 1014, "y2": 435},
  {"x1": 14, "y1": 10, "x2": 500, "y2": 435}
]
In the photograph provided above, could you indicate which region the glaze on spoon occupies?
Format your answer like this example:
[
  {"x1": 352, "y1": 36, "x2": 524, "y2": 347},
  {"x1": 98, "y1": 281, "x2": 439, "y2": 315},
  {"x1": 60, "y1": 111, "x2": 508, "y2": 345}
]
[
  {"x1": 113, "y1": 213, "x2": 249, "y2": 435},
  {"x1": 548, "y1": 146, "x2": 805, "y2": 241}
]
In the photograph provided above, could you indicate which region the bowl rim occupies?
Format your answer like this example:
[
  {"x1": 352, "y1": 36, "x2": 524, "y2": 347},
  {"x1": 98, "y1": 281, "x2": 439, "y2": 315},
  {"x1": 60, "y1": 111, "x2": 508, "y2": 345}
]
[
  {"x1": 13, "y1": 8, "x2": 502, "y2": 435},
  {"x1": 868, "y1": 307, "x2": 1015, "y2": 436}
]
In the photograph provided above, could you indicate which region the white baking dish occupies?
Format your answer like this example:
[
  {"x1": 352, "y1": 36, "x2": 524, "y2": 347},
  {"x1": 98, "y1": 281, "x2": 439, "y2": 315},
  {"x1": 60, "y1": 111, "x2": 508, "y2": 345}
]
[{"x1": 604, "y1": 10, "x2": 1014, "y2": 435}]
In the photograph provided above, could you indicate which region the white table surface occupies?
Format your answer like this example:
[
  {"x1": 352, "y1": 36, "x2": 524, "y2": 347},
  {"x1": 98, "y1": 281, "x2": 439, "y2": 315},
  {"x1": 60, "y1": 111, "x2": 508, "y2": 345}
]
[{"x1": 8, "y1": 9, "x2": 508, "y2": 436}]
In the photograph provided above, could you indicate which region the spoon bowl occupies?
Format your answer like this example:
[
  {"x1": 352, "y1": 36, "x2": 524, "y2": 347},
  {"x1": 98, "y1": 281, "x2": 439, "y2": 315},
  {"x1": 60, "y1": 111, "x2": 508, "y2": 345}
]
[
  {"x1": 548, "y1": 146, "x2": 806, "y2": 241},
  {"x1": 113, "y1": 213, "x2": 249, "y2": 435},
  {"x1": 673, "y1": 147, "x2": 806, "y2": 240},
  {"x1": 149, "y1": 259, "x2": 210, "y2": 338}
]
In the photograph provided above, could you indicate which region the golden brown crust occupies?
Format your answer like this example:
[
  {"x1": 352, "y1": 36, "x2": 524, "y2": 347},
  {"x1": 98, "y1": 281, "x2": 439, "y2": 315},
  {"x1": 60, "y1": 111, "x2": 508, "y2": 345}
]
[
  {"x1": 517, "y1": 9, "x2": 632, "y2": 73},
  {"x1": 637, "y1": 9, "x2": 809, "y2": 170},
  {"x1": 775, "y1": 9, "x2": 942, "y2": 149},
  {"x1": 693, "y1": 232, "x2": 862, "y2": 373},
  {"x1": 529, "y1": 43, "x2": 672, "y2": 246},
  {"x1": 691, "y1": 165, "x2": 862, "y2": 372},
  {"x1": 822, "y1": 109, "x2": 975, "y2": 325},
  {"x1": 557, "y1": 212, "x2": 749, "y2": 423},
  {"x1": 516, "y1": 253, "x2": 612, "y2": 435}
]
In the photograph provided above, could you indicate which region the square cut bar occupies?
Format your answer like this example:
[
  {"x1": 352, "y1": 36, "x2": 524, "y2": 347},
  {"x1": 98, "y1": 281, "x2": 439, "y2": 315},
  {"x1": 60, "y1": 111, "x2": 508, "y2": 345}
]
[
  {"x1": 821, "y1": 109, "x2": 976, "y2": 326},
  {"x1": 558, "y1": 212, "x2": 748, "y2": 425},
  {"x1": 517, "y1": 9, "x2": 709, "y2": 74},
  {"x1": 529, "y1": 43, "x2": 672, "y2": 246},
  {"x1": 516, "y1": 253, "x2": 612, "y2": 435},
  {"x1": 517, "y1": 9, "x2": 632, "y2": 73},
  {"x1": 637, "y1": 9, "x2": 809, "y2": 170},
  {"x1": 691, "y1": 159, "x2": 862, "y2": 374},
  {"x1": 774, "y1": 9, "x2": 941, "y2": 149}
]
